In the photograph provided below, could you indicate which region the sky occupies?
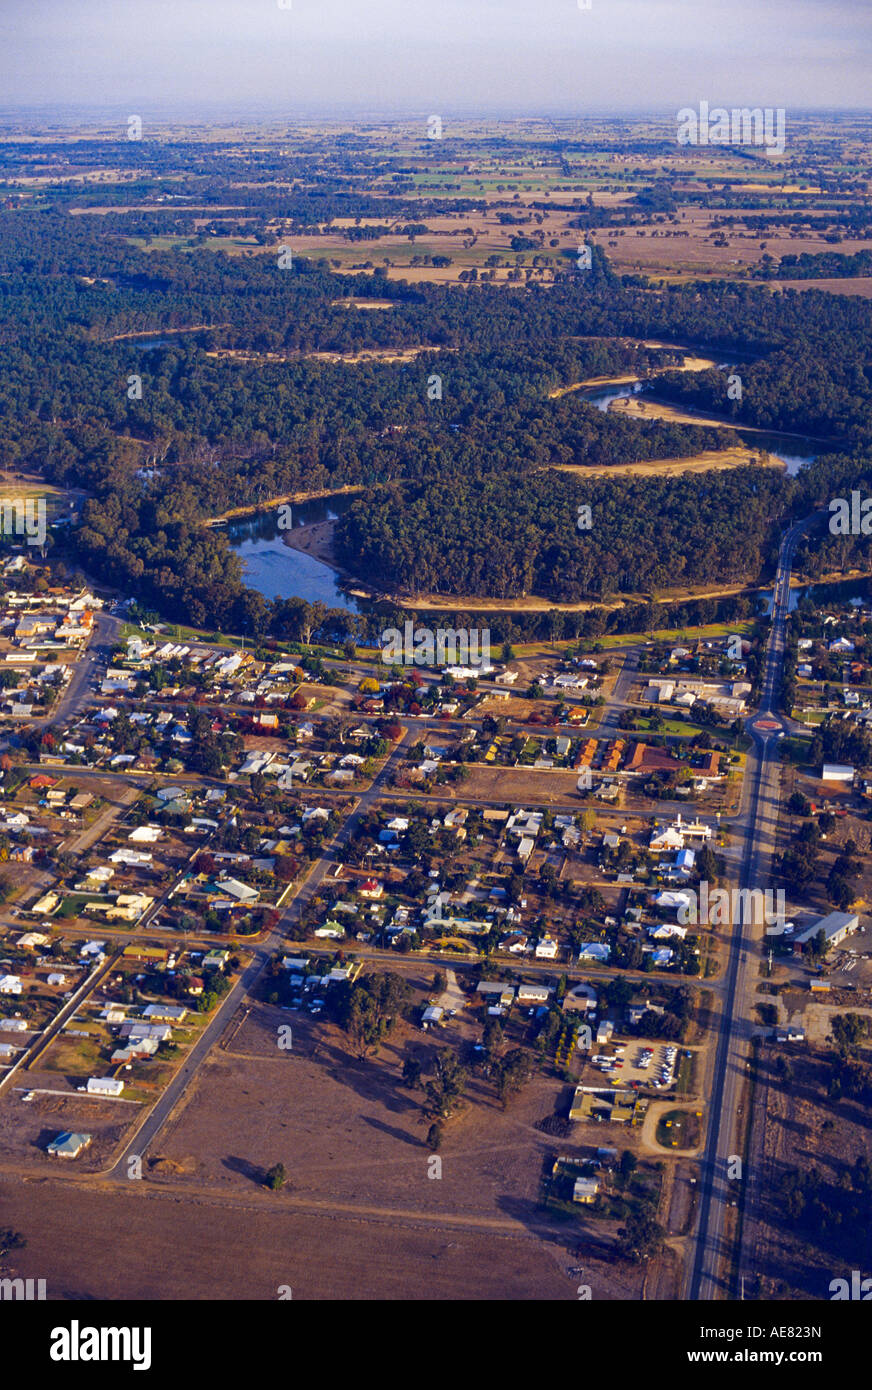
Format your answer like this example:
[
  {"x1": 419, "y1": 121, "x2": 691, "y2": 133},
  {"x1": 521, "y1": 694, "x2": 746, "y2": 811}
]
[{"x1": 0, "y1": 0, "x2": 869, "y2": 117}]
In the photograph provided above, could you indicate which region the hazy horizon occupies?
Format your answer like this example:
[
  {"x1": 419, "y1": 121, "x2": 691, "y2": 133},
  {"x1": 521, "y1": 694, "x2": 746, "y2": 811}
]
[{"x1": 1, "y1": 0, "x2": 869, "y2": 117}]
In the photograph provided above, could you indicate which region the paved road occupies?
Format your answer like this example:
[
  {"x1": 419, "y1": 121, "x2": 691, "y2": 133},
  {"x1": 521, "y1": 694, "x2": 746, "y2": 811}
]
[
  {"x1": 30, "y1": 609, "x2": 121, "y2": 731},
  {"x1": 687, "y1": 512, "x2": 819, "y2": 1301}
]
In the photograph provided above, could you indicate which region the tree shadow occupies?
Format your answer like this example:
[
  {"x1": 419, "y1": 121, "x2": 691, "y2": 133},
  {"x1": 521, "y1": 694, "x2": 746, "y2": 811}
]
[
  {"x1": 361, "y1": 1116, "x2": 422, "y2": 1147},
  {"x1": 221, "y1": 1154, "x2": 266, "y2": 1185}
]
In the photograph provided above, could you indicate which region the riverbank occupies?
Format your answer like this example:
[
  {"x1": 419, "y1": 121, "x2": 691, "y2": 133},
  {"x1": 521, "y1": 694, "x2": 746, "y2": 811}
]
[
  {"x1": 205, "y1": 485, "x2": 365, "y2": 527},
  {"x1": 611, "y1": 393, "x2": 839, "y2": 446},
  {"x1": 549, "y1": 444, "x2": 782, "y2": 478},
  {"x1": 548, "y1": 351, "x2": 718, "y2": 400}
]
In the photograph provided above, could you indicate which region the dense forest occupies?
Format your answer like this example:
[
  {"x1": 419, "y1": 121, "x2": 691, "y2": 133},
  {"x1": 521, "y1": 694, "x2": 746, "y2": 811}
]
[
  {"x1": 2, "y1": 135, "x2": 872, "y2": 634},
  {"x1": 334, "y1": 468, "x2": 787, "y2": 601}
]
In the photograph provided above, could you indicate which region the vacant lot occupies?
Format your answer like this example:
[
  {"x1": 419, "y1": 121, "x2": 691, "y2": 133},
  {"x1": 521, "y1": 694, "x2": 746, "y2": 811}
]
[
  {"x1": 0, "y1": 1087, "x2": 135, "y2": 1170},
  {"x1": 448, "y1": 765, "x2": 586, "y2": 805},
  {"x1": 132, "y1": 1001, "x2": 646, "y2": 1297},
  {"x1": 0, "y1": 1176, "x2": 575, "y2": 1301}
]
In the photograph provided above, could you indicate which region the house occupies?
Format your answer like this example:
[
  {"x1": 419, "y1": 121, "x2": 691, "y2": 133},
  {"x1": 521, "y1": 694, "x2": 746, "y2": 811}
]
[
  {"x1": 0, "y1": 1018, "x2": 27, "y2": 1032},
  {"x1": 563, "y1": 982, "x2": 598, "y2": 1014},
  {"x1": 86, "y1": 1077, "x2": 124, "y2": 1097},
  {"x1": 535, "y1": 937, "x2": 559, "y2": 959},
  {"x1": 476, "y1": 982, "x2": 515, "y2": 1007},
  {"x1": 128, "y1": 825, "x2": 162, "y2": 843},
  {"x1": 578, "y1": 942, "x2": 611, "y2": 963},
  {"x1": 202, "y1": 950, "x2": 230, "y2": 970},
  {"x1": 94, "y1": 892, "x2": 153, "y2": 922},
  {"x1": 673, "y1": 849, "x2": 696, "y2": 879},
  {"x1": 649, "y1": 947, "x2": 675, "y2": 966},
  {"x1": 649, "y1": 826, "x2": 684, "y2": 853},
  {"x1": 47, "y1": 1132, "x2": 92, "y2": 1159},
  {"x1": 119, "y1": 1022, "x2": 172, "y2": 1043},
  {"x1": 359, "y1": 879, "x2": 384, "y2": 900},
  {"x1": 517, "y1": 984, "x2": 552, "y2": 1005},
  {"x1": 143, "y1": 1004, "x2": 187, "y2": 1023},
  {"x1": 596, "y1": 1020, "x2": 614, "y2": 1044},
  {"x1": 774, "y1": 1026, "x2": 805, "y2": 1043},
  {"x1": 216, "y1": 877, "x2": 259, "y2": 904},
  {"x1": 109, "y1": 849, "x2": 153, "y2": 867},
  {"x1": 79, "y1": 940, "x2": 106, "y2": 960},
  {"x1": 122, "y1": 945, "x2": 168, "y2": 965},
  {"x1": 653, "y1": 890, "x2": 694, "y2": 912},
  {"x1": 0, "y1": 975, "x2": 22, "y2": 995},
  {"x1": 422, "y1": 1005, "x2": 444, "y2": 1027},
  {"x1": 649, "y1": 923, "x2": 688, "y2": 940},
  {"x1": 16, "y1": 931, "x2": 49, "y2": 950}
]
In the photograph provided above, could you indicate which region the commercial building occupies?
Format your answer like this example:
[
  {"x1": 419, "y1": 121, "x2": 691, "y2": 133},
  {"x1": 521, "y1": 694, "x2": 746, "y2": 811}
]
[{"x1": 792, "y1": 911, "x2": 859, "y2": 953}]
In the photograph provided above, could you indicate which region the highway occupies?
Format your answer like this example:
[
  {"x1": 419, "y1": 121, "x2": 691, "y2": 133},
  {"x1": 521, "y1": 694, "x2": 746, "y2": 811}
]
[{"x1": 687, "y1": 511, "x2": 818, "y2": 1301}]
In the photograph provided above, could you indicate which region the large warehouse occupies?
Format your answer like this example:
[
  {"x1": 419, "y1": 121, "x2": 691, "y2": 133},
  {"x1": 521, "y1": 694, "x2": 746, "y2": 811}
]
[{"x1": 792, "y1": 911, "x2": 860, "y2": 954}]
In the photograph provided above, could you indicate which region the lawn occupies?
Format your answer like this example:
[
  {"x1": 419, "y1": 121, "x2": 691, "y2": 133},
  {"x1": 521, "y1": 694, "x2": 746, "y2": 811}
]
[
  {"x1": 674, "y1": 1050, "x2": 697, "y2": 1095},
  {"x1": 40, "y1": 1032, "x2": 106, "y2": 1075},
  {"x1": 57, "y1": 894, "x2": 103, "y2": 918},
  {"x1": 594, "y1": 621, "x2": 755, "y2": 650}
]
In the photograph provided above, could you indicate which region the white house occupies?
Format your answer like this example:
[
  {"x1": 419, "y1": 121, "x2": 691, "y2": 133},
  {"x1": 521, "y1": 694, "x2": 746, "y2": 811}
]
[
  {"x1": 535, "y1": 937, "x2": 559, "y2": 960},
  {"x1": 86, "y1": 1077, "x2": 124, "y2": 1097},
  {"x1": 649, "y1": 826, "x2": 684, "y2": 853}
]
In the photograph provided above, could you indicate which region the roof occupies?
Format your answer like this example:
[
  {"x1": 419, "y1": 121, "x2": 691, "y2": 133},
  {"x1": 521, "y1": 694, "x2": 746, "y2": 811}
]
[
  {"x1": 47, "y1": 1131, "x2": 91, "y2": 1156},
  {"x1": 793, "y1": 911, "x2": 858, "y2": 945}
]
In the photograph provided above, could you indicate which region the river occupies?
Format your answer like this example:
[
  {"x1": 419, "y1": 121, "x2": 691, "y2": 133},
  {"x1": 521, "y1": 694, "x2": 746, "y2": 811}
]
[{"x1": 226, "y1": 494, "x2": 361, "y2": 611}]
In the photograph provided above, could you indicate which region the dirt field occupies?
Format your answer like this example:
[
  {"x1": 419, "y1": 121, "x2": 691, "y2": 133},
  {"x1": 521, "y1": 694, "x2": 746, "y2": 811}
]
[
  {"x1": 0, "y1": 1177, "x2": 575, "y2": 1300},
  {"x1": 773, "y1": 277, "x2": 872, "y2": 299},
  {"x1": 444, "y1": 765, "x2": 586, "y2": 804},
  {"x1": 0, "y1": 998, "x2": 649, "y2": 1299},
  {"x1": 92, "y1": 1000, "x2": 647, "y2": 1299}
]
